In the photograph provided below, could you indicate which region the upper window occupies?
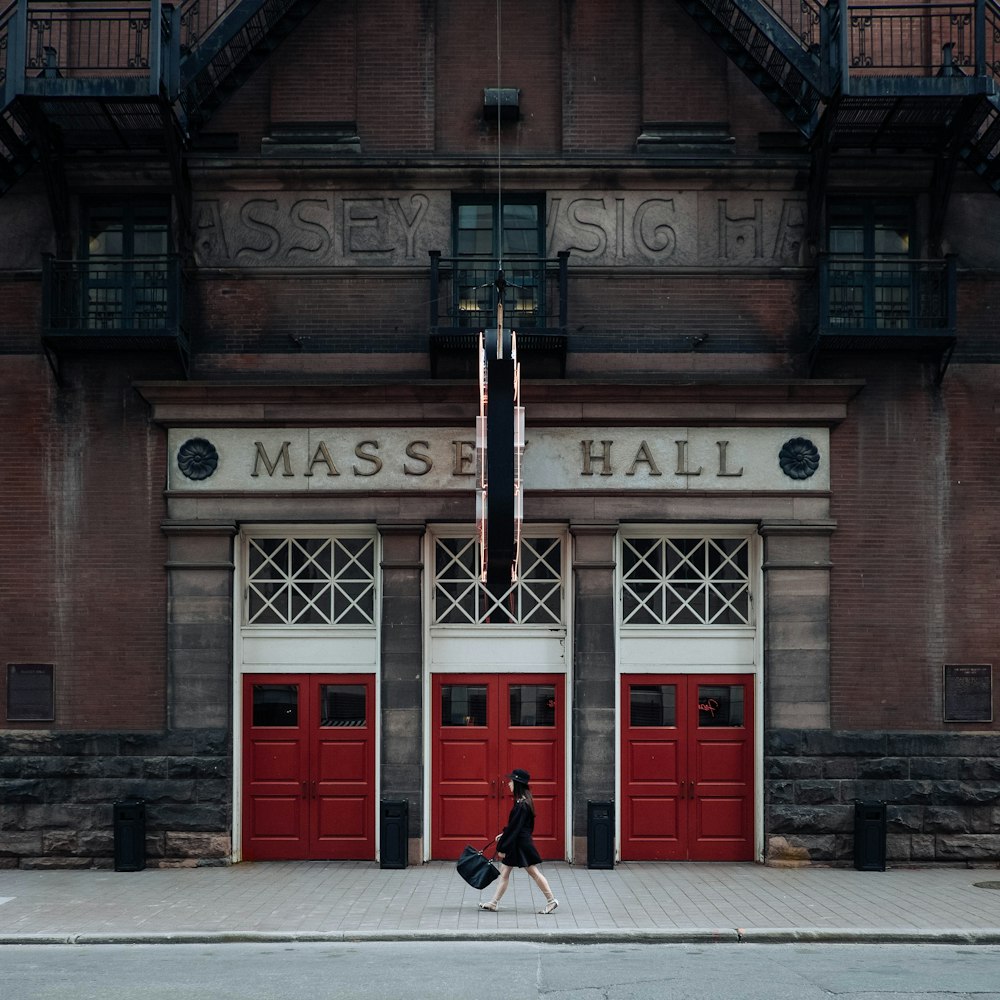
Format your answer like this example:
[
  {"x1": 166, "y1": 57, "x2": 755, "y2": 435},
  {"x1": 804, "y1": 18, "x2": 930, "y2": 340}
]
[
  {"x1": 826, "y1": 201, "x2": 913, "y2": 331},
  {"x1": 81, "y1": 201, "x2": 171, "y2": 331},
  {"x1": 452, "y1": 196, "x2": 545, "y2": 330}
]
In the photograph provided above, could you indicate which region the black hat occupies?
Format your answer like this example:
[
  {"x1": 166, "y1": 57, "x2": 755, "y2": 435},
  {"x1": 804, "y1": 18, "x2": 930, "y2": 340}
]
[{"x1": 506, "y1": 768, "x2": 531, "y2": 784}]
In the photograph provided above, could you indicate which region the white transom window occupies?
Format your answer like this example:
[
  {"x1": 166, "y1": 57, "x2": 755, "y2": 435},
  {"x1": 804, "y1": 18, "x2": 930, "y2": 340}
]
[
  {"x1": 433, "y1": 534, "x2": 564, "y2": 625},
  {"x1": 620, "y1": 535, "x2": 752, "y2": 627},
  {"x1": 245, "y1": 534, "x2": 376, "y2": 627}
]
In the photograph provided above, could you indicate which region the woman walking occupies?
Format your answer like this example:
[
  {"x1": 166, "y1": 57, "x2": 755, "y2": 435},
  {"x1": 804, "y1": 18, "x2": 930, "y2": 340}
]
[{"x1": 479, "y1": 768, "x2": 559, "y2": 914}]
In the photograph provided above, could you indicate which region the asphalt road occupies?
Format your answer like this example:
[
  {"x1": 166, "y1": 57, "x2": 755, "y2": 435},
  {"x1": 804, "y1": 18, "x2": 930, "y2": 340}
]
[{"x1": 5, "y1": 941, "x2": 1000, "y2": 1000}]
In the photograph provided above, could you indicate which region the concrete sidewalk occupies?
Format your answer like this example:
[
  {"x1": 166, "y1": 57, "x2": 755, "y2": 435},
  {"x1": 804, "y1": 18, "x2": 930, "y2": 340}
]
[{"x1": 2, "y1": 861, "x2": 1000, "y2": 945}]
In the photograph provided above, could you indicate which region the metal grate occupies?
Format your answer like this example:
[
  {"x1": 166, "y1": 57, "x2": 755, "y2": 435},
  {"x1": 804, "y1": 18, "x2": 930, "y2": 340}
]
[
  {"x1": 621, "y1": 536, "x2": 751, "y2": 626},
  {"x1": 246, "y1": 535, "x2": 375, "y2": 626},
  {"x1": 433, "y1": 535, "x2": 563, "y2": 625}
]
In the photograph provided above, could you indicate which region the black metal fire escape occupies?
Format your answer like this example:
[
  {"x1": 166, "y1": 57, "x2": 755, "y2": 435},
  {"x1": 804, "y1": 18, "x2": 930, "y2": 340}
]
[
  {"x1": 0, "y1": 0, "x2": 322, "y2": 379},
  {"x1": 0, "y1": 0, "x2": 323, "y2": 211},
  {"x1": 677, "y1": 0, "x2": 1000, "y2": 380}
]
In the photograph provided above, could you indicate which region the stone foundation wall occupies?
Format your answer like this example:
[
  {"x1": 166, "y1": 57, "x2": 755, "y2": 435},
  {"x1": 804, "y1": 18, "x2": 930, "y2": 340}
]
[
  {"x1": 0, "y1": 730, "x2": 231, "y2": 869},
  {"x1": 767, "y1": 730, "x2": 1000, "y2": 866}
]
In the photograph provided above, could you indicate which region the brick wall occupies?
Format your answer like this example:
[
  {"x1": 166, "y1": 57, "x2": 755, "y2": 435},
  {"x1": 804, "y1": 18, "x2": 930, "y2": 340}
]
[
  {"x1": 0, "y1": 357, "x2": 170, "y2": 732},
  {"x1": 826, "y1": 360, "x2": 1000, "y2": 732}
]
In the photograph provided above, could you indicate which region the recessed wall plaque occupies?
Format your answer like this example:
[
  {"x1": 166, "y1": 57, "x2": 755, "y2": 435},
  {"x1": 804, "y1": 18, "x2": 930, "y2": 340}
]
[
  {"x1": 7, "y1": 663, "x2": 55, "y2": 721},
  {"x1": 943, "y1": 664, "x2": 993, "y2": 723}
]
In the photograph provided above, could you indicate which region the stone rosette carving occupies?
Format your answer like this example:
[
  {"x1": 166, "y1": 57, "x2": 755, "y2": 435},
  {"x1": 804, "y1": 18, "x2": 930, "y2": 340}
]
[
  {"x1": 779, "y1": 437, "x2": 820, "y2": 480},
  {"x1": 177, "y1": 437, "x2": 219, "y2": 481}
]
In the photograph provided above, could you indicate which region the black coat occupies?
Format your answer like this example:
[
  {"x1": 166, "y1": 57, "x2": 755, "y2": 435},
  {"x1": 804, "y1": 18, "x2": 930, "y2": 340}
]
[{"x1": 497, "y1": 799, "x2": 542, "y2": 868}]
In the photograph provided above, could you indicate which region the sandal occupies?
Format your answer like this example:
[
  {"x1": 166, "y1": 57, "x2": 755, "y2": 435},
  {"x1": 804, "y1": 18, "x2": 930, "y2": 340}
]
[
  {"x1": 539, "y1": 898, "x2": 559, "y2": 914},
  {"x1": 479, "y1": 900, "x2": 498, "y2": 911}
]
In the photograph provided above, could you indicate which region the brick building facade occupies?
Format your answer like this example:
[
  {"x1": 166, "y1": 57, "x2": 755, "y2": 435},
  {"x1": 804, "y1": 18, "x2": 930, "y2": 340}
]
[{"x1": 1, "y1": 0, "x2": 998, "y2": 869}]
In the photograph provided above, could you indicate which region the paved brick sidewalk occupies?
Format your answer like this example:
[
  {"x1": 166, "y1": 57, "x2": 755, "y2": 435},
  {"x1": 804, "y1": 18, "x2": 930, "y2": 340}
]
[{"x1": 1, "y1": 862, "x2": 1000, "y2": 943}]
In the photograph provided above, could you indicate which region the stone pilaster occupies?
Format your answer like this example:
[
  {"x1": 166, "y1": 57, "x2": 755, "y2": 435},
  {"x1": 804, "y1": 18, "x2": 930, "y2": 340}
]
[
  {"x1": 760, "y1": 520, "x2": 835, "y2": 732},
  {"x1": 162, "y1": 520, "x2": 237, "y2": 730},
  {"x1": 378, "y1": 522, "x2": 425, "y2": 864},
  {"x1": 569, "y1": 523, "x2": 617, "y2": 864}
]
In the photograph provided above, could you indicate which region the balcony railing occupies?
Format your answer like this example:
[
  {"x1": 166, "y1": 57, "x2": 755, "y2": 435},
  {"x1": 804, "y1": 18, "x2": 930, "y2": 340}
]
[
  {"x1": 429, "y1": 252, "x2": 569, "y2": 378},
  {"x1": 818, "y1": 254, "x2": 956, "y2": 337},
  {"x1": 2, "y1": 2, "x2": 181, "y2": 102},
  {"x1": 42, "y1": 253, "x2": 188, "y2": 351},
  {"x1": 757, "y1": 0, "x2": 1000, "y2": 84}
]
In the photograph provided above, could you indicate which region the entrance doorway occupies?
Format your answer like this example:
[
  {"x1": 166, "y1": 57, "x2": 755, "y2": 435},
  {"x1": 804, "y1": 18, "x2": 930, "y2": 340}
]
[
  {"x1": 431, "y1": 673, "x2": 565, "y2": 859},
  {"x1": 621, "y1": 674, "x2": 754, "y2": 861},
  {"x1": 241, "y1": 673, "x2": 375, "y2": 861}
]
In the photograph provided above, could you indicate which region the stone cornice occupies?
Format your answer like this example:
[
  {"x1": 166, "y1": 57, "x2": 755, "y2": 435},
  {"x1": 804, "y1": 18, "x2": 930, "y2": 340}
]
[{"x1": 135, "y1": 380, "x2": 864, "y2": 428}]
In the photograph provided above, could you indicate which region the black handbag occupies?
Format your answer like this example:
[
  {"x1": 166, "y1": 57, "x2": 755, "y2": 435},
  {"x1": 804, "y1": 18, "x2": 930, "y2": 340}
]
[{"x1": 456, "y1": 839, "x2": 500, "y2": 890}]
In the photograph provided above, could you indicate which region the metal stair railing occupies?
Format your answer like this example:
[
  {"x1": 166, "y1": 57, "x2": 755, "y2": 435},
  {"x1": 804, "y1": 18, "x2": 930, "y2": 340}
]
[
  {"x1": 679, "y1": 0, "x2": 834, "y2": 133},
  {"x1": 0, "y1": 2, "x2": 37, "y2": 193},
  {"x1": 177, "y1": 0, "x2": 320, "y2": 128}
]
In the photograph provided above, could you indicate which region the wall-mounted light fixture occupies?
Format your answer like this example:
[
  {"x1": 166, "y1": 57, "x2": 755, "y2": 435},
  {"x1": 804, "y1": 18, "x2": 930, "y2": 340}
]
[{"x1": 483, "y1": 88, "x2": 520, "y2": 123}]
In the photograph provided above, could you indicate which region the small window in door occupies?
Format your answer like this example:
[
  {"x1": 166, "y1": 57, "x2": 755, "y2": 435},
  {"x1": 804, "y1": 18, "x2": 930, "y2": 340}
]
[
  {"x1": 630, "y1": 685, "x2": 677, "y2": 727},
  {"x1": 697, "y1": 685, "x2": 745, "y2": 727},
  {"x1": 252, "y1": 684, "x2": 298, "y2": 726},
  {"x1": 509, "y1": 684, "x2": 555, "y2": 727},
  {"x1": 320, "y1": 685, "x2": 366, "y2": 727},
  {"x1": 441, "y1": 684, "x2": 488, "y2": 726}
]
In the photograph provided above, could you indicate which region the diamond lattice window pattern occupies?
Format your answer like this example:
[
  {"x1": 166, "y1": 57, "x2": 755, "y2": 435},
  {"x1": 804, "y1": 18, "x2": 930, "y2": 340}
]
[
  {"x1": 621, "y1": 536, "x2": 751, "y2": 626},
  {"x1": 434, "y1": 536, "x2": 563, "y2": 625},
  {"x1": 246, "y1": 536, "x2": 375, "y2": 626}
]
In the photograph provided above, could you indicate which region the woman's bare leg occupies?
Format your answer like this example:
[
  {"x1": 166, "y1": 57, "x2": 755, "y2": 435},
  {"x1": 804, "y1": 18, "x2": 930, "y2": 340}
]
[
  {"x1": 481, "y1": 864, "x2": 513, "y2": 909},
  {"x1": 525, "y1": 864, "x2": 558, "y2": 911}
]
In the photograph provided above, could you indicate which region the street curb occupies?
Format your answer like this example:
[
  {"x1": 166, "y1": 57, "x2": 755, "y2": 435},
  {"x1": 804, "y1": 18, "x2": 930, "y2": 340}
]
[{"x1": 2, "y1": 928, "x2": 1000, "y2": 946}]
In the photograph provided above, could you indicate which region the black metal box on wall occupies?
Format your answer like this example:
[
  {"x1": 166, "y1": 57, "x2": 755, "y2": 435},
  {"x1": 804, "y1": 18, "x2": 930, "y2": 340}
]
[
  {"x1": 113, "y1": 798, "x2": 146, "y2": 872},
  {"x1": 587, "y1": 800, "x2": 614, "y2": 869},
  {"x1": 380, "y1": 799, "x2": 409, "y2": 869},
  {"x1": 854, "y1": 800, "x2": 887, "y2": 871}
]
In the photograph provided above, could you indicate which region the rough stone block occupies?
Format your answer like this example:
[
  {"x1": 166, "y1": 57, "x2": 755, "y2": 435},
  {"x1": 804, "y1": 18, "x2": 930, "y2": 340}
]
[
  {"x1": 909, "y1": 757, "x2": 961, "y2": 780},
  {"x1": 857, "y1": 758, "x2": 909, "y2": 780},
  {"x1": 765, "y1": 757, "x2": 823, "y2": 780},
  {"x1": 923, "y1": 806, "x2": 970, "y2": 833},
  {"x1": 165, "y1": 832, "x2": 231, "y2": 858},
  {"x1": 20, "y1": 856, "x2": 93, "y2": 870},
  {"x1": 886, "y1": 834, "x2": 912, "y2": 862},
  {"x1": 823, "y1": 758, "x2": 858, "y2": 779},
  {"x1": 795, "y1": 780, "x2": 840, "y2": 805},
  {"x1": 935, "y1": 834, "x2": 1000, "y2": 860},
  {"x1": 910, "y1": 834, "x2": 937, "y2": 861},
  {"x1": 0, "y1": 831, "x2": 42, "y2": 855},
  {"x1": 886, "y1": 806, "x2": 923, "y2": 833},
  {"x1": 766, "y1": 804, "x2": 853, "y2": 834},
  {"x1": 765, "y1": 780, "x2": 794, "y2": 804}
]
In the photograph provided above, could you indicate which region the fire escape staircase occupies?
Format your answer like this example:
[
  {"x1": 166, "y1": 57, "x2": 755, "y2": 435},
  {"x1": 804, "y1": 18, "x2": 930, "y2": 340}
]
[
  {"x1": 677, "y1": 0, "x2": 1000, "y2": 380},
  {"x1": 676, "y1": 0, "x2": 1000, "y2": 198},
  {"x1": 0, "y1": 0, "x2": 322, "y2": 213}
]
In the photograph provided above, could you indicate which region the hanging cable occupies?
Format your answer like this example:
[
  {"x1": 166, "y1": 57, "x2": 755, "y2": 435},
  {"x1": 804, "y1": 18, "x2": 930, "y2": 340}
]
[{"x1": 496, "y1": 0, "x2": 503, "y2": 272}]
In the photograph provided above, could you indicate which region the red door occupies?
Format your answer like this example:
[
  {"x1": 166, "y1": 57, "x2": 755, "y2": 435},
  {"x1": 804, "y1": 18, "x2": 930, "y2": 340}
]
[
  {"x1": 432, "y1": 673, "x2": 564, "y2": 860},
  {"x1": 622, "y1": 674, "x2": 754, "y2": 861},
  {"x1": 242, "y1": 673, "x2": 375, "y2": 861}
]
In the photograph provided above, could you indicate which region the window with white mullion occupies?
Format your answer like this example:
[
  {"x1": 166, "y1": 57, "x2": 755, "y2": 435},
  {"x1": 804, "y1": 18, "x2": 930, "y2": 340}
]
[
  {"x1": 245, "y1": 534, "x2": 375, "y2": 628},
  {"x1": 432, "y1": 535, "x2": 564, "y2": 626},
  {"x1": 621, "y1": 534, "x2": 751, "y2": 628}
]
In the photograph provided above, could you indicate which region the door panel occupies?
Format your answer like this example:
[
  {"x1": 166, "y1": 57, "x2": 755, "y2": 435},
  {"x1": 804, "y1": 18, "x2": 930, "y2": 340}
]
[
  {"x1": 243, "y1": 674, "x2": 374, "y2": 861},
  {"x1": 432, "y1": 673, "x2": 564, "y2": 859},
  {"x1": 622, "y1": 674, "x2": 753, "y2": 861}
]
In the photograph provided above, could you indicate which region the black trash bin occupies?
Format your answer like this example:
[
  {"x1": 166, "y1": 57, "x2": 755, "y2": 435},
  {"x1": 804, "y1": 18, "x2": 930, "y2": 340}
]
[
  {"x1": 113, "y1": 798, "x2": 146, "y2": 872},
  {"x1": 380, "y1": 799, "x2": 408, "y2": 869},
  {"x1": 854, "y1": 800, "x2": 886, "y2": 871},
  {"x1": 587, "y1": 800, "x2": 614, "y2": 869}
]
